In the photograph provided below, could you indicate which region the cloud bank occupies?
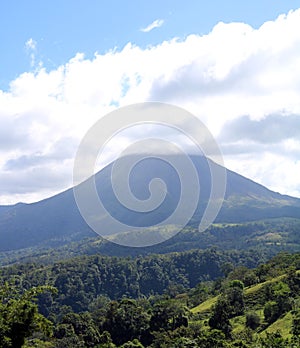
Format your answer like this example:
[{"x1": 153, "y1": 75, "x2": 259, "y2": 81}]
[{"x1": 1, "y1": 9, "x2": 300, "y2": 204}]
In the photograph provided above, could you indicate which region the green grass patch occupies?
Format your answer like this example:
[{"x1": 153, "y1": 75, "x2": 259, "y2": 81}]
[
  {"x1": 262, "y1": 311, "x2": 293, "y2": 339},
  {"x1": 191, "y1": 275, "x2": 285, "y2": 314},
  {"x1": 191, "y1": 295, "x2": 219, "y2": 314},
  {"x1": 231, "y1": 315, "x2": 245, "y2": 334},
  {"x1": 244, "y1": 275, "x2": 285, "y2": 296}
]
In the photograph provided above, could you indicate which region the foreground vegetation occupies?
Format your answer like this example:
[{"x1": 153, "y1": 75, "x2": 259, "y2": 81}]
[{"x1": 1, "y1": 250, "x2": 300, "y2": 347}]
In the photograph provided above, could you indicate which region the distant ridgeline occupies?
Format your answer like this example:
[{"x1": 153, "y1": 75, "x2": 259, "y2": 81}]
[{"x1": 0, "y1": 154, "x2": 299, "y2": 255}]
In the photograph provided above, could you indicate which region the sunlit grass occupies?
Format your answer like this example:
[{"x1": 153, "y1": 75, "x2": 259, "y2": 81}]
[
  {"x1": 262, "y1": 311, "x2": 293, "y2": 339},
  {"x1": 191, "y1": 295, "x2": 219, "y2": 314}
]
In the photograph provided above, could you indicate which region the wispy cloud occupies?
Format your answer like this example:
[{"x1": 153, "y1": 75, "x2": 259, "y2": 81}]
[
  {"x1": 141, "y1": 19, "x2": 164, "y2": 32},
  {"x1": 25, "y1": 38, "x2": 37, "y2": 67},
  {"x1": 25, "y1": 38, "x2": 37, "y2": 50}
]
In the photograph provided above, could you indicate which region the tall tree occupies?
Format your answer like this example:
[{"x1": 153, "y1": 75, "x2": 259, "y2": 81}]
[
  {"x1": 209, "y1": 297, "x2": 232, "y2": 338},
  {"x1": 0, "y1": 283, "x2": 56, "y2": 348}
]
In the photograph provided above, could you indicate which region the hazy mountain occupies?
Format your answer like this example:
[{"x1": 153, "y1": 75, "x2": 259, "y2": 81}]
[{"x1": 0, "y1": 155, "x2": 299, "y2": 252}]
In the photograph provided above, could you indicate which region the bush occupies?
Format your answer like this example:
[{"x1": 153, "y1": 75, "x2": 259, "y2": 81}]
[
  {"x1": 264, "y1": 301, "x2": 279, "y2": 324},
  {"x1": 245, "y1": 311, "x2": 260, "y2": 330}
]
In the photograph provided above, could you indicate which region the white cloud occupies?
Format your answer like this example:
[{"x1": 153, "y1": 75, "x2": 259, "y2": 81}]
[
  {"x1": 1, "y1": 9, "x2": 300, "y2": 204},
  {"x1": 140, "y1": 19, "x2": 164, "y2": 32}
]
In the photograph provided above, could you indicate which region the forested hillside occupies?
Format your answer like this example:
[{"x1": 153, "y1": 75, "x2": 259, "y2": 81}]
[
  {"x1": 1, "y1": 217, "x2": 300, "y2": 267},
  {"x1": 1, "y1": 250, "x2": 300, "y2": 347},
  {"x1": 0, "y1": 248, "x2": 264, "y2": 312}
]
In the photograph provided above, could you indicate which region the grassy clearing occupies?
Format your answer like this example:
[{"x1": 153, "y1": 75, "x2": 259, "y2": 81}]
[
  {"x1": 244, "y1": 275, "x2": 285, "y2": 296},
  {"x1": 231, "y1": 315, "x2": 245, "y2": 334},
  {"x1": 190, "y1": 272, "x2": 296, "y2": 339},
  {"x1": 262, "y1": 311, "x2": 293, "y2": 339},
  {"x1": 191, "y1": 295, "x2": 219, "y2": 314},
  {"x1": 191, "y1": 275, "x2": 285, "y2": 314}
]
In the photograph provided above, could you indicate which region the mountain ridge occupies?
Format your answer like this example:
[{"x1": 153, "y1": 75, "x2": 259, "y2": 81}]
[{"x1": 0, "y1": 154, "x2": 299, "y2": 252}]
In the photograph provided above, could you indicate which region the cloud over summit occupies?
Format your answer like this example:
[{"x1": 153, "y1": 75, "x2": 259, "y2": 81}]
[{"x1": 1, "y1": 9, "x2": 300, "y2": 203}]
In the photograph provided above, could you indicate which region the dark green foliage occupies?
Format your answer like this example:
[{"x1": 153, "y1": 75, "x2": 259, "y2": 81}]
[
  {"x1": 272, "y1": 282, "x2": 292, "y2": 314},
  {"x1": 101, "y1": 299, "x2": 150, "y2": 346},
  {"x1": 286, "y1": 268, "x2": 300, "y2": 297},
  {"x1": 119, "y1": 339, "x2": 144, "y2": 347},
  {"x1": 2, "y1": 217, "x2": 300, "y2": 268},
  {"x1": 56, "y1": 312, "x2": 101, "y2": 347},
  {"x1": 0, "y1": 248, "x2": 231, "y2": 314},
  {"x1": 2, "y1": 247, "x2": 285, "y2": 318},
  {"x1": 54, "y1": 324, "x2": 85, "y2": 348},
  {"x1": 0, "y1": 284, "x2": 55, "y2": 348},
  {"x1": 263, "y1": 281, "x2": 292, "y2": 324},
  {"x1": 228, "y1": 280, "x2": 244, "y2": 290},
  {"x1": 258, "y1": 332, "x2": 288, "y2": 348},
  {"x1": 292, "y1": 309, "x2": 300, "y2": 336},
  {"x1": 227, "y1": 286, "x2": 245, "y2": 317},
  {"x1": 246, "y1": 311, "x2": 261, "y2": 330},
  {"x1": 1, "y1": 250, "x2": 300, "y2": 347},
  {"x1": 264, "y1": 301, "x2": 280, "y2": 324},
  {"x1": 187, "y1": 282, "x2": 210, "y2": 307},
  {"x1": 98, "y1": 331, "x2": 116, "y2": 348},
  {"x1": 196, "y1": 330, "x2": 229, "y2": 348},
  {"x1": 149, "y1": 299, "x2": 188, "y2": 333},
  {"x1": 209, "y1": 297, "x2": 232, "y2": 337},
  {"x1": 150, "y1": 326, "x2": 197, "y2": 348}
]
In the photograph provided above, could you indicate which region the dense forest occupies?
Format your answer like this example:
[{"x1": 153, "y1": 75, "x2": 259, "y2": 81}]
[
  {"x1": 2, "y1": 217, "x2": 300, "y2": 267},
  {"x1": 1, "y1": 249, "x2": 300, "y2": 347},
  {"x1": 1, "y1": 248, "x2": 271, "y2": 312}
]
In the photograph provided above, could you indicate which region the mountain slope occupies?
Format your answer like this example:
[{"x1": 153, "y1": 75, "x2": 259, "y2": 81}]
[{"x1": 0, "y1": 155, "x2": 299, "y2": 252}]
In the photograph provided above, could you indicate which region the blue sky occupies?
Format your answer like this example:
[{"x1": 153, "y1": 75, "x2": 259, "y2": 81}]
[
  {"x1": 1, "y1": 1, "x2": 300, "y2": 204},
  {"x1": 2, "y1": 0, "x2": 300, "y2": 89}
]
